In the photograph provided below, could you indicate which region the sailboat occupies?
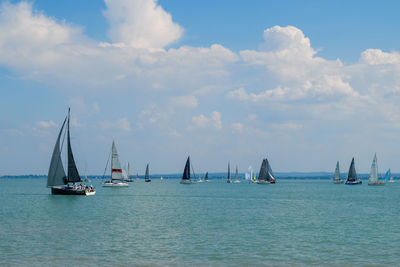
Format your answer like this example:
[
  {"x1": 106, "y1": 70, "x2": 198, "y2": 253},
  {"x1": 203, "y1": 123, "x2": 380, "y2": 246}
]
[
  {"x1": 246, "y1": 166, "x2": 255, "y2": 183},
  {"x1": 256, "y1": 158, "x2": 276, "y2": 184},
  {"x1": 180, "y1": 156, "x2": 193, "y2": 184},
  {"x1": 345, "y1": 157, "x2": 362, "y2": 185},
  {"x1": 333, "y1": 161, "x2": 344, "y2": 184},
  {"x1": 256, "y1": 158, "x2": 275, "y2": 184},
  {"x1": 136, "y1": 173, "x2": 139, "y2": 180},
  {"x1": 234, "y1": 165, "x2": 240, "y2": 183},
  {"x1": 124, "y1": 162, "x2": 134, "y2": 182},
  {"x1": 144, "y1": 164, "x2": 151, "y2": 182},
  {"x1": 227, "y1": 163, "x2": 232, "y2": 183},
  {"x1": 47, "y1": 108, "x2": 96, "y2": 195},
  {"x1": 102, "y1": 141, "x2": 129, "y2": 187},
  {"x1": 204, "y1": 172, "x2": 210, "y2": 182},
  {"x1": 368, "y1": 154, "x2": 384, "y2": 186},
  {"x1": 385, "y1": 169, "x2": 394, "y2": 183}
]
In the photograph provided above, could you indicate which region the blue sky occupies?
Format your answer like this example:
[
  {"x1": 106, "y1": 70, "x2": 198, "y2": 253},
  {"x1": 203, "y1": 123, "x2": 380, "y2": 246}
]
[{"x1": 1, "y1": 0, "x2": 400, "y2": 175}]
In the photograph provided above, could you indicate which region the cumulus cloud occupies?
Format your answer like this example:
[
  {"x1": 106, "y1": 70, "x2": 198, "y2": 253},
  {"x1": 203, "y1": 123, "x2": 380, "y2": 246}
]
[
  {"x1": 191, "y1": 111, "x2": 222, "y2": 130},
  {"x1": 360, "y1": 49, "x2": 400, "y2": 65},
  {"x1": 100, "y1": 117, "x2": 131, "y2": 131},
  {"x1": 103, "y1": 0, "x2": 183, "y2": 49},
  {"x1": 169, "y1": 95, "x2": 198, "y2": 109}
]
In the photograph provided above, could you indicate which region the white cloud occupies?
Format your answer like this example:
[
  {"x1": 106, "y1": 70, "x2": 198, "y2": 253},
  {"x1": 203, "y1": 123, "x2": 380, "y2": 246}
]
[
  {"x1": 232, "y1": 123, "x2": 243, "y2": 133},
  {"x1": 361, "y1": 49, "x2": 400, "y2": 65},
  {"x1": 37, "y1": 120, "x2": 57, "y2": 129},
  {"x1": 191, "y1": 111, "x2": 222, "y2": 130},
  {"x1": 100, "y1": 117, "x2": 131, "y2": 132},
  {"x1": 103, "y1": 0, "x2": 183, "y2": 49},
  {"x1": 169, "y1": 95, "x2": 198, "y2": 109}
]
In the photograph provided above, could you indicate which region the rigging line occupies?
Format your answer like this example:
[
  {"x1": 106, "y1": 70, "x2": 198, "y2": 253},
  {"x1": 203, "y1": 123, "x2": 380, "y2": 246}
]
[
  {"x1": 102, "y1": 147, "x2": 112, "y2": 181},
  {"x1": 191, "y1": 163, "x2": 197, "y2": 180}
]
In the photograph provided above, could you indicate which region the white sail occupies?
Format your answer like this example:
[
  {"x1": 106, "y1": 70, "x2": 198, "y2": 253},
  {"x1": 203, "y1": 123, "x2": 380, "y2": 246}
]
[
  {"x1": 369, "y1": 153, "x2": 378, "y2": 184},
  {"x1": 334, "y1": 161, "x2": 340, "y2": 181},
  {"x1": 111, "y1": 141, "x2": 124, "y2": 180}
]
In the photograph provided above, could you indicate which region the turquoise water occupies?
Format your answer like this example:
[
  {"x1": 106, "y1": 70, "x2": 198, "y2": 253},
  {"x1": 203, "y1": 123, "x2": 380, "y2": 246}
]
[{"x1": 1, "y1": 178, "x2": 400, "y2": 266}]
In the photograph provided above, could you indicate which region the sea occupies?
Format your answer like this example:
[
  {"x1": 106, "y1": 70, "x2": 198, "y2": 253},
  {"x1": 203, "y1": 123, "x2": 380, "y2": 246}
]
[{"x1": 1, "y1": 177, "x2": 400, "y2": 266}]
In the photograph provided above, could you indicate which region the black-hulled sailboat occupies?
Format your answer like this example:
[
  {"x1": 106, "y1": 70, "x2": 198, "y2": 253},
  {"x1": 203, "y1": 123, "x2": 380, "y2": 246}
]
[
  {"x1": 144, "y1": 164, "x2": 151, "y2": 182},
  {"x1": 204, "y1": 172, "x2": 210, "y2": 182},
  {"x1": 256, "y1": 158, "x2": 276, "y2": 184},
  {"x1": 333, "y1": 161, "x2": 344, "y2": 184},
  {"x1": 180, "y1": 156, "x2": 193, "y2": 184},
  {"x1": 345, "y1": 157, "x2": 362, "y2": 185},
  {"x1": 47, "y1": 109, "x2": 96, "y2": 195},
  {"x1": 227, "y1": 163, "x2": 232, "y2": 183},
  {"x1": 102, "y1": 141, "x2": 129, "y2": 187}
]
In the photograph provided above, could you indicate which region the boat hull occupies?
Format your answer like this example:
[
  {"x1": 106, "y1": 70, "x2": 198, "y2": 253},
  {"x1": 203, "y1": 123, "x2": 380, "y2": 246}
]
[
  {"x1": 256, "y1": 180, "x2": 276, "y2": 184},
  {"x1": 145, "y1": 179, "x2": 151, "y2": 182},
  {"x1": 368, "y1": 182, "x2": 385, "y2": 186},
  {"x1": 227, "y1": 179, "x2": 232, "y2": 183},
  {"x1": 51, "y1": 186, "x2": 96, "y2": 196},
  {"x1": 334, "y1": 180, "x2": 344, "y2": 184},
  {"x1": 233, "y1": 180, "x2": 241, "y2": 183},
  {"x1": 102, "y1": 181, "x2": 129, "y2": 187},
  {"x1": 124, "y1": 179, "x2": 134, "y2": 182},
  {"x1": 345, "y1": 180, "x2": 362, "y2": 185},
  {"x1": 180, "y1": 179, "x2": 193, "y2": 184}
]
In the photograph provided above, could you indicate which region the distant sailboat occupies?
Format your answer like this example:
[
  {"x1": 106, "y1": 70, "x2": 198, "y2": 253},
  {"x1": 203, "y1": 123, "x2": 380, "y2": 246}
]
[
  {"x1": 368, "y1": 154, "x2": 384, "y2": 186},
  {"x1": 333, "y1": 161, "x2": 344, "y2": 184},
  {"x1": 47, "y1": 108, "x2": 96, "y2": 195},
  {"x1": 204, "y1": 172, "x2": 210, "y2": 182},
  {"x1": 234, "y1": 165, "x2": 240, "y2": 183},
  {"x1": 345, "y1": 157, "x2": 362, "y2": 185},
  {"x1": 145, "y1": 164, "x2": 151, "y2": 182},
  {"x1": 227, "y1": 163, "x2": 232, "y2": 183},
  {"x1": 385, "y1": 169, "x2": 394, "y2": 183},
  {"x1": 180, "y1": 156, "x2": 193, "y2": 184},
  {"x1": 136, "y1": 173, "x2": 139, "y2": 180},
  {"x1": 124, "y1": 162, "x2": 134, "y2": 182},
  {"x1": 246, "y1": 166, "x2": 255, "y2": 183},
  {"x1": 256, "y1": 158, "x2": 276, "y2": 184},
  {"x1": 102, "y1": 141, "x2": 129, "y2": 187}
]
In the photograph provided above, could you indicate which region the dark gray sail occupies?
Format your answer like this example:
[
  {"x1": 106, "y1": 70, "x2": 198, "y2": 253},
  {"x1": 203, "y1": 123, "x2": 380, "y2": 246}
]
[
  {"x1": 47, "y1": 117, "x2": 67, "y2": 187},
  {"x1": 67, "y1": 109, "x2": 81, "y2": 183},
  {"x1": 259, "y1": 158, "x2": 276, "y2": 182},
  {"x1": 182, "y1": 157, "x2": 190, "y2": 180},
  {"x1": 347, "y1": 158, "x2": 357, "y2": 182},
  {"x1": 227, "y1": 163, "x2": 231, "y2": 180},
  {"x1": 205, "y1": 172, "x2": 209, "y2": 181},
  {"x1": 145, "y1": 164, "x2": 150, "y2": 181}
]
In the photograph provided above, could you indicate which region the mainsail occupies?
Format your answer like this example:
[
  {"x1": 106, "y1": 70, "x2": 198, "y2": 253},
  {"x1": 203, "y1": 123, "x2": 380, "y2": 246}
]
[
  {"x1": 385, "y1": 169, "x2": 392, "y2": 182},
  {"x1": 258, "y1": 158, "x2": 276, "y2": 182},
  {"x1": 227, "y1": 163, "x2": 231, "y2": 181},
  {"x1": 333, "y1": 161, "x2": 341, "y2": 182},
  {"x1": 347, "y1": 158, "x2": 357, "y2": 182},
  {"x1": 47, "y1": 117, "x2": 67, "y2": 187},
  {"x1": 145, "y1": 164, "x2": 150, "y2": 181},
  {"x1": 111, "y1": 141, "x2": 124, "y2": 181},
  {"x1": 369, "y1": 154, "x2": 379, "y2": 184},
  {"x1": 205, "y1": 172, "x2": 209, "y2": 181},
  {"x1": 234, "y1": 165, "x2": 239, "y2": 181},
  {"x1": 67, "y1": 109, "x2": 81, "y2": 183},
  {"x1": 182, "y1": 157, "x2": 190, "y2": 180}
]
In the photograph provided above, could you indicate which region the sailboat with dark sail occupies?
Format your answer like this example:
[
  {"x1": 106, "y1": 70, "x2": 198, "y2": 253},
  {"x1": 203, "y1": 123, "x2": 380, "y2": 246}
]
[
  {"x1": 234, "y1": 165, "x2": 240, "y2": 183},
  {"x1": 145, "y1": 164, "x2": 151, "y2": 182},
  {"x1": 102, "y1": 141, "x2": 129, "y2": 187},
  {"x1": 227, "y1": 163, "x2": 232, "y2": 183},
  {"x1": 256, "y1": 158, "x2": 276, "y2": 184},
  {"x1": 345, "y1": 157, "x2": 362, "y2": 185},
  {"x1": 368, "y1": 153, "x2": 384, "y2": 186},
  {"x1": 204, "y1": 172, "x2": 209, "y2": 182},
  {"x1": 333, "y1": 161, "x2": 344, "y2": 184},
  {"x1": 180, "y1": 156, "x2": 193, "y2": 184},
  {"x1": 47, "y1": 109, "x2": 96, "y2": 195}
]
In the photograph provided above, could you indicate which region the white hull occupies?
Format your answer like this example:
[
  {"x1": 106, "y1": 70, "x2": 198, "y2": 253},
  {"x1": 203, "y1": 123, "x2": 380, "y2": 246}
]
[
  {"x1": 233, "y1": 180, "x2": 241, "y2": 183},
  {"x1": 388, "y1": 180, "x2": 395, "y2": 183},
  {"x1": 180, "y1": 180, "x2": 193, "y2": 184},
  {"x1": 102, "y1": 181, "x2": 129, "y2": 187}
]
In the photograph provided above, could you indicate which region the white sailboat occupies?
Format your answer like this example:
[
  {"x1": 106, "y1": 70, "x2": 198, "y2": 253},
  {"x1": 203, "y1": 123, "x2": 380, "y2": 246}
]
[
  {"x1": 368, "y1": 153, "x2": 384, "y2": 186},
  {"x1": 333, "y1": 161, "x2": 344, "y2": 184},
  {"x1": 234, "y1": 165, "x2": 240, "y2": 183},
  {"x1": 124, "y1": 162, "x2": 134, "y2": 182},
  {"x1": 102, "y1": 141, "x2": 129, "y2": 187},
  {"x1": 47, "y1": 108, "x2": 96, "y2": 195}
]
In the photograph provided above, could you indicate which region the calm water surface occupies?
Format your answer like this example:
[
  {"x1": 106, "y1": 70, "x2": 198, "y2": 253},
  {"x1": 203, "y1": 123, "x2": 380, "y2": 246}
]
[{"x1": 1, "y1": 178, "x2": 400, "y2": 266}]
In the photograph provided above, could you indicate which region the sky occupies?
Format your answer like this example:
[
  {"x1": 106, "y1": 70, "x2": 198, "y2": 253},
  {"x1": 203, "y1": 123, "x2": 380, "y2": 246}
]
[{"x1": 1, "y1": 0, "x2": 400, "y2": 175}]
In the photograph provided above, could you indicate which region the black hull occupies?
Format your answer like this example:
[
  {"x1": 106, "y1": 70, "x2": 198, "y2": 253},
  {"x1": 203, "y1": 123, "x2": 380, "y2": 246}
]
[
  {"x1": 145, "y1": 180, "x2": 151, "y2": 182},
  {"x1": 51, "y1": 186, "x2": 95, "y2": 195},
  {"x1": 345, "y1": 180, "x2": 362, "y2": 185}
]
